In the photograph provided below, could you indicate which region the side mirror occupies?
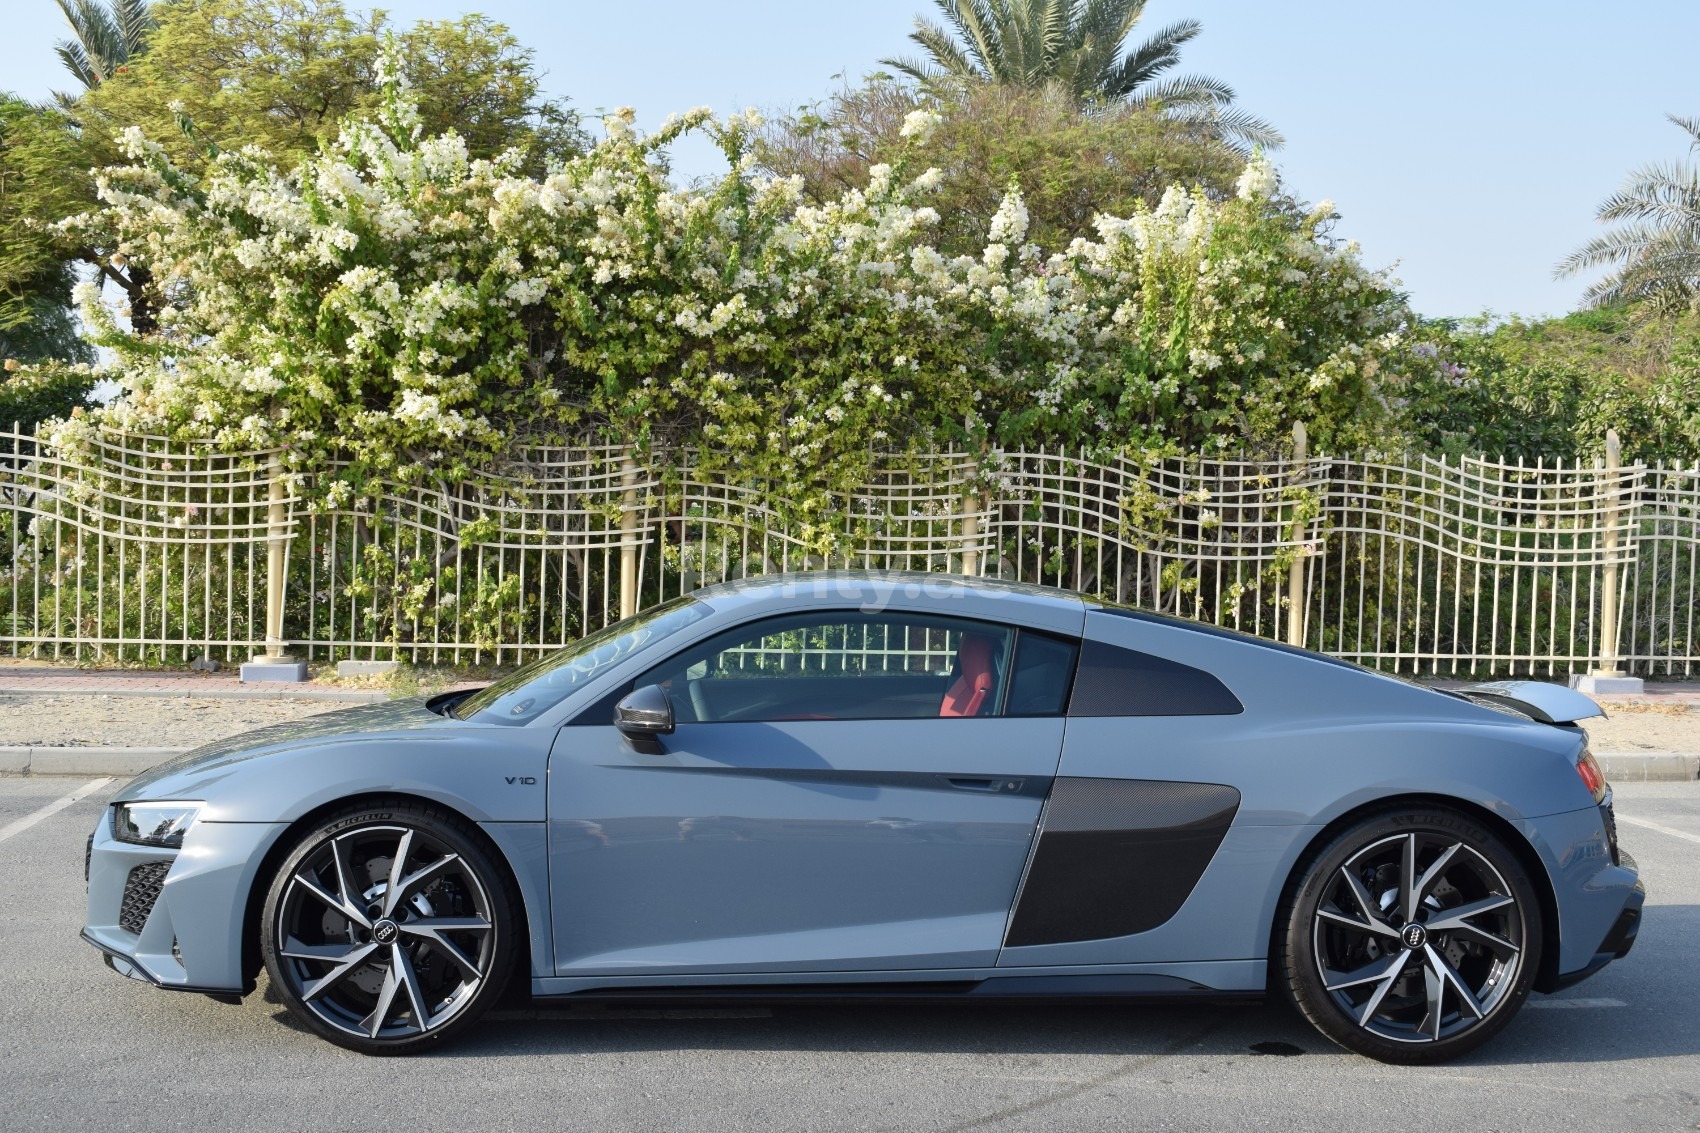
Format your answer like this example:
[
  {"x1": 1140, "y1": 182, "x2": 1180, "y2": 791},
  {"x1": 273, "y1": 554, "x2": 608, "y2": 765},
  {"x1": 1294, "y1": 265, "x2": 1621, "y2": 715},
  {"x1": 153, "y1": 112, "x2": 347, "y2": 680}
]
[{"x1": 614, "y1": 684, "x2": 674, "y2": 749}]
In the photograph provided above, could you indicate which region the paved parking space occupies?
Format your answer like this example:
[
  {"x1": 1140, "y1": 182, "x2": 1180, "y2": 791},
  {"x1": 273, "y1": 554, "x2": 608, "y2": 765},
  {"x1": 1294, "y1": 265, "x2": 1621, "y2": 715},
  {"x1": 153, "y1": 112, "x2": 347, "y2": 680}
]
[
  {"x1": 1, "y1": 778, "x2": 1696, "y2": 1132},
  {"x1": 0, "y1": 777, "x2": 86, "y2": 827}
]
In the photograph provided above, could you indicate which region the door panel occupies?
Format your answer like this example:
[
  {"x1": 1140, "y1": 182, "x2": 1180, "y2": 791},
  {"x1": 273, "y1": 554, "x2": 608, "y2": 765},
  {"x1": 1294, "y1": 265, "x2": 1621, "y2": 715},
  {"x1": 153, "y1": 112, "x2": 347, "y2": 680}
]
[
  {"x1": 548, "y1": 716, "x2": 1063, "y2": 975},
  {"x1": 996, "y1": 615, "x2": 1254, "y2": 968}
]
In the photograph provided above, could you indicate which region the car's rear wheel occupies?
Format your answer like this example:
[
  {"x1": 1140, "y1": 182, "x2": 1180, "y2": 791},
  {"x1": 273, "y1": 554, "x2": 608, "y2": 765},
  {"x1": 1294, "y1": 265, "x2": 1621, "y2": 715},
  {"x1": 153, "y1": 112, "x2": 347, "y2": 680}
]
[
  {"x1": 260, "y1": 800, "x2": 517, "y2": 1054},
  {"x1": 1279, "y1": 806, "x2": 1542, "y2": 1063}
]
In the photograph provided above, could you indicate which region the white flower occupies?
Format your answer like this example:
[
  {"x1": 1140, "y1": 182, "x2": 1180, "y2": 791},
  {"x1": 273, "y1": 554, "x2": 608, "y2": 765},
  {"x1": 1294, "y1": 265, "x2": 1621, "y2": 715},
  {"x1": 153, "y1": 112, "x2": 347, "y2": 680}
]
[
  {"x1": 505, "y1": 278, "x2": 547, "y2": 306},
  {"x1": 988, "y1": 188, "x2": 1029, "y2": 245},
  {"x1": 1187, "y1": 347, "x2": 1224, "y2": 372},
  {"x1": 1235, "y1": 154, "x2": 1278, "y2": 201},
  {"x1": 899, "y1": 108, "x2": 942, "y2": 144}
]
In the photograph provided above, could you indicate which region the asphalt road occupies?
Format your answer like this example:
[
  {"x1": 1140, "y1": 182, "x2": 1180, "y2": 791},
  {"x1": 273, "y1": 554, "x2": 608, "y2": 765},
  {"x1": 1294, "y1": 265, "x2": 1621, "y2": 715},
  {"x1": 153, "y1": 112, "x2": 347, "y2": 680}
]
[{"x1": 1, "y1": 777, "x2": 1696, "y2": 1133}]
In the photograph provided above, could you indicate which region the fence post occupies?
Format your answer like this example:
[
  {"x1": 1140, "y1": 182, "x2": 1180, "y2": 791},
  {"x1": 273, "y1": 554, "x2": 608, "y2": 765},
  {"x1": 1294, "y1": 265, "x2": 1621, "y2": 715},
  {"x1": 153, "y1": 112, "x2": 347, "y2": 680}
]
[
  {"x1": 239, "y1": 454, "x2": 306, "y2": 682},
  {"x1": 1286, "y1": 422, "x2": 1309, "y2": 648},
  {"x1": 959, "y1": 458, "x2": 983, "y2": 577},
  {"x1": 1574, "y1": 430, "x2": 1643, "y2": 693},
  {"x1": 618, "y1": 454, "x2": 641, "y2": 620},
  {"x1": 1599, "y1": 430, "x2": 1623, "y2": 676}
]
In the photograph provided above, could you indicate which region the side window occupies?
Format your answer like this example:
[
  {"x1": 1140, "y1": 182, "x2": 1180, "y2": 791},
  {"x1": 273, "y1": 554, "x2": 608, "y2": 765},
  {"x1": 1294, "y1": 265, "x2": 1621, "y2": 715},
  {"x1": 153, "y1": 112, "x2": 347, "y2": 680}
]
[
  {"x1": 1005, "y1": 632, "x2": 1080, "y2": 716},
  {"x1": 638, "y1": 612, "x2": 1015, "y2": 723},
  {"x1": 1067, "y1": 639, "x2": 1242, "y2": 717}
]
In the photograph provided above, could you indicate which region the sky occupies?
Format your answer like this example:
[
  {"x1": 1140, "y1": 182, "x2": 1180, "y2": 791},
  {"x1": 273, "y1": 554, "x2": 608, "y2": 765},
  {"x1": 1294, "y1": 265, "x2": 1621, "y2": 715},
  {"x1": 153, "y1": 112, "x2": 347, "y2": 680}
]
[{"x1": 5, "y1": 0, "x2": 1699, "y2": 321}]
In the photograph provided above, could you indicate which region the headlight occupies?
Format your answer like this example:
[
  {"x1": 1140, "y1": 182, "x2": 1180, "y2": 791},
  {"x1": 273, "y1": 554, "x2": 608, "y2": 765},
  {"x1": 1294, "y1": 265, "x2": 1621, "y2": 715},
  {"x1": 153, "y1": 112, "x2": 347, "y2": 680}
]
[{"x1": 112, "y1": 801, "x2": 203, "y2": 848}]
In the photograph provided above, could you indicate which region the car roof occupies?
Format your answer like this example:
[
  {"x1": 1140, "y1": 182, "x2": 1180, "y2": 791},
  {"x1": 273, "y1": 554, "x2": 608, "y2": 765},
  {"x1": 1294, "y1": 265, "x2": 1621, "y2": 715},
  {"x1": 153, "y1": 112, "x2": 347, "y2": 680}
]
[{"x1": 687, "y1": 571, "x2": 1086, "y2": 625}]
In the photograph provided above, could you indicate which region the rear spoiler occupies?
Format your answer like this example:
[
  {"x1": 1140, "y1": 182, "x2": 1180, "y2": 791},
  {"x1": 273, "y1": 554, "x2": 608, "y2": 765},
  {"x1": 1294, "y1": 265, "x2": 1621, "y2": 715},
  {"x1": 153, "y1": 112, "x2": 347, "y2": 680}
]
[{"x1": 1454, "y1": 681, "x2": 1605, "y2": 725}]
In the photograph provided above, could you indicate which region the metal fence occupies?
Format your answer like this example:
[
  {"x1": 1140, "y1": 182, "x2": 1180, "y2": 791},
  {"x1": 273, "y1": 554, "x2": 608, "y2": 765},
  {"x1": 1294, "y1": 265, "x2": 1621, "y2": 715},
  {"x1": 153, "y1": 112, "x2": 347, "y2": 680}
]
[{"x1": 2, "y1": 424, "x2": 1695, "y2": 677}]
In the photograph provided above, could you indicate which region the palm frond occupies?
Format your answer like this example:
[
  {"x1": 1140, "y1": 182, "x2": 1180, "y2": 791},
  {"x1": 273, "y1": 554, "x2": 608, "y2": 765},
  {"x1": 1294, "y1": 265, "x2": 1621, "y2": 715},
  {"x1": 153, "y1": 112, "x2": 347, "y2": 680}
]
[
  {"x1": 1163, "y1": 103, "x2": 1283, "y2": 152},
  {"x1": 1030, "y1": 0, "x2": 1076, "y2": 85},
  {"x1": 55, "y1": 0, "x2": 122, "y2": 78},
  {"x1": 52, "y1": 0, "x2": 150, "y2": 88},
  {"x1": 53, "y1": 39, "x2": 100, "y2": 89},
  {"x1": 880, "y1": 52, "x2": 943, "y2": 84},
  {"x1": 1101, "y1": 19, "x2": 1200, "y2": 98},
  {"x1": 1077, "y1": 0, "x2": 1149, "y2": 53},
  {"x1": 1562, "y1": 113, "x2": 1700, "y2": 308},
  {"x1": 1075, "y1": 0, "x2": 1123, "y2": 47},
  {"x1": 1129, "y1": 73, "x2": 1235, "y2": 109},
  {"x1": 933, "y1": 0, "x2": 1004, "y2": 81},
  {"x1": 1558, "y1": 222, "x2": 1698, "y2": 276},
  {"x1": 1579, "y1": 252, "x2": 1700, "y2": 310},
  {"x1": 1593, "y1": 163, "x2": 1700, "y2": 223},
  {"x1": 889, "y1": 0, "x2": 1280, "y2": 146},
  {"x1": 1211, "y1": 106, "x2": 1283, "y2": 151},
  {"x1": 1667, "y1": 112, "x2": 1700, "y2": 150},
  {"x1": 900, "y1": 17, "x2": 984, "y2": 81},
  {"x1": 986, "y1": 0, "x2": 1034, "y2": 85},
  {"x1": 112, "y1": 0, "x2": 154, "y2": 52}
]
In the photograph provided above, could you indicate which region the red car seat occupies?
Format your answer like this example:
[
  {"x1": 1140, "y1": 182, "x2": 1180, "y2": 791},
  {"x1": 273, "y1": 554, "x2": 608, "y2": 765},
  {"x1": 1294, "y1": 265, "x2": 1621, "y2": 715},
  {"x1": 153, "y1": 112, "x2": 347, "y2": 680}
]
[{"x1": 939, "y1": 635, "x2": 996, "y2": 717}]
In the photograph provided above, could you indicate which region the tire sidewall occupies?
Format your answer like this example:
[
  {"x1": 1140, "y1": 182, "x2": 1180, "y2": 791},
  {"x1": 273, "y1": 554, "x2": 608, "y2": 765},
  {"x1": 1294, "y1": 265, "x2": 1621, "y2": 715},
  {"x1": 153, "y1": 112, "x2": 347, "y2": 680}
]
[
  {"x1": 259, "y1": 803, "x2": 516, "y2": 1055},
  {"x1": 1281, "y1": 806, "x2": 1543, "y2": 1064}
]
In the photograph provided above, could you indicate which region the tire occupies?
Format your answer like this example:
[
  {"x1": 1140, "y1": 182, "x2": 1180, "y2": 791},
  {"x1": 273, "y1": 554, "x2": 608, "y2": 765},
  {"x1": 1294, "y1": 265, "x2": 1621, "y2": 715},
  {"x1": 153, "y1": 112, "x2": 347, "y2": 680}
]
[
  {"x1": 260, "y1": 799, "x2": 518, "y2": 1055},
  {"x1": 1277, "y1": 806, "x2": 1542, "y2": 1064}
]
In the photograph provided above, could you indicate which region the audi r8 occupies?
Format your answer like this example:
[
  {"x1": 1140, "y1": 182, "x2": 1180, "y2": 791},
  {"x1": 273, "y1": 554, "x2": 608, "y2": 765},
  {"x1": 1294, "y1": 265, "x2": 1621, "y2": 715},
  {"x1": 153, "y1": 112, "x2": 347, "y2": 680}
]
[{"x1": 82, "y1": 572, "x2": 1643, "y2": 1061}]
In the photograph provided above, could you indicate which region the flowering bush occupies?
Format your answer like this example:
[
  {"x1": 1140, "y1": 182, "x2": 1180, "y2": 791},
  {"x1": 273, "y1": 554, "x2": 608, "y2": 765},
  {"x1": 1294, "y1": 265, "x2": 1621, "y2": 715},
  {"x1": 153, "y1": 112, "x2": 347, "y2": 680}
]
[
  {"x1": 1394, "y1": 311, "x2": 1700, "y2": 462},
  {"x1": 0, "y1": 360, "x2": 97, "y2": 435},
  {"x1": 53, "y1": 65, "x2": 1406, "y2": 533}
]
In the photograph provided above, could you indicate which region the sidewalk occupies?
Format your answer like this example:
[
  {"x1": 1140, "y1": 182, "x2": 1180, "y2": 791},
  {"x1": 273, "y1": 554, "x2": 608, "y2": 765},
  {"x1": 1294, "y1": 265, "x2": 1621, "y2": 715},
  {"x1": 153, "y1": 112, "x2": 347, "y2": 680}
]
[
  {"x1": 1587, "y1": 683, "x2": 1700, "y2": 709},
  {"x1": 0, "y1": 661, "x2": 386, "y2": 702},
  {"x1": 1429, "y1": 679, "x2": 1700, "y2": 712}
]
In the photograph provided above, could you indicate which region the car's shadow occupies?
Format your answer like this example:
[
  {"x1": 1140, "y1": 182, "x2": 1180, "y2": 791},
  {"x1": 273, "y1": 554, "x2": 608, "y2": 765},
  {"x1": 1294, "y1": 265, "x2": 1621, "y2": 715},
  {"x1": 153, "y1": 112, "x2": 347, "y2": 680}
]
[{"x1": 245, "y1": 904, "x2": 1700, "y2": 1066}]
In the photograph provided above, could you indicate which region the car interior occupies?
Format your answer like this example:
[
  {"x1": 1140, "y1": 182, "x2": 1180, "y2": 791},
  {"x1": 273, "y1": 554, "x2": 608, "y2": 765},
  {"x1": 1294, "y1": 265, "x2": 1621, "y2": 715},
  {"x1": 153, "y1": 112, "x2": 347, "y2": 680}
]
[{"x1": 637, "y1": 611, "x2": 1080, "y2": 722}]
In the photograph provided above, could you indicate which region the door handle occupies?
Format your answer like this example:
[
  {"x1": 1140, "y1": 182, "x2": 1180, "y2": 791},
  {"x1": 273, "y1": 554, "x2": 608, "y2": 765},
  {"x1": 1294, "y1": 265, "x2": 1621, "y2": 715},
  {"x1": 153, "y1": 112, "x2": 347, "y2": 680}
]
[{"x1": 947, "y1": 777, "x2": 1009, "y2": 792}]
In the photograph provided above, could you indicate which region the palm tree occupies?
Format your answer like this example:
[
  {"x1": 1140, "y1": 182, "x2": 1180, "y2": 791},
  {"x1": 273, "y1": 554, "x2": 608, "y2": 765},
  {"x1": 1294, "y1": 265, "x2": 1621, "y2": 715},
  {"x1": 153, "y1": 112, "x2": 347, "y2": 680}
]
[
  {"x1": 882, "y1": 0, "x2": 1280, "y2": 150},
  {"x1": 1557, "y1": 114, "x2": 1700, "y2": 312},
  {"x1": 51, "y1": 0, "x2": 155, "y2": 94}
]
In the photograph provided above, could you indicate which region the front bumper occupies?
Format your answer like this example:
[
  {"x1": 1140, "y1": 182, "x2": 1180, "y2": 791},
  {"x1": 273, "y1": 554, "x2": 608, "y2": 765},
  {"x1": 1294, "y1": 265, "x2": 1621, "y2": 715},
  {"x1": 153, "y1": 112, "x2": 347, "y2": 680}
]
[
  {"x1": 80, "y1": 929, "x2": 242, "y2": 999},
  {"x1": 82, "y1": 808, "x2": 288, "y2": 994}
]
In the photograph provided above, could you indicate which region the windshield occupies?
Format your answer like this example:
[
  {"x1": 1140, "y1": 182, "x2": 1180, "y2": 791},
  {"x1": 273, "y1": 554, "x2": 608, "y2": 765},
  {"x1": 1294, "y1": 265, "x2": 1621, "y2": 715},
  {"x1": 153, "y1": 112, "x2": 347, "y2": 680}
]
[{"x1": 454, "y1": 596, "x2": 710, "y2": 726}]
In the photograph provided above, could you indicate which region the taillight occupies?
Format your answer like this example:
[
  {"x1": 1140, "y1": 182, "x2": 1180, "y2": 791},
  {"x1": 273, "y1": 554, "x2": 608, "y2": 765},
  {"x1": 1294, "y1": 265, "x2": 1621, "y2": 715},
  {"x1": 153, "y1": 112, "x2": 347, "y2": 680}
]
[{"x1": 1577, "y1": 749, "x2": 1608, "y2": 803}]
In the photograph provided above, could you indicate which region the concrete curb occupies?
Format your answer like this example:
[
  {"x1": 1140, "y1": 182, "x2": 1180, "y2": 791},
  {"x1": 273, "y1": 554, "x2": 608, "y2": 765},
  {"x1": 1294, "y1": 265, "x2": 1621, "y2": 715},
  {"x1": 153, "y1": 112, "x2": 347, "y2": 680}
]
[
  {"x1": 0, "y1": 685, "x2": 387, "y2": 702},
  {"x1": 5, "y1": 746, "x2": 1698, "y2": 782},
  {"x1": 0, "y1": 747, "x2": 188, "y2": 777},
  {"x1": 1596, "y1": 752, "x2": 1700, "y2": 783}
]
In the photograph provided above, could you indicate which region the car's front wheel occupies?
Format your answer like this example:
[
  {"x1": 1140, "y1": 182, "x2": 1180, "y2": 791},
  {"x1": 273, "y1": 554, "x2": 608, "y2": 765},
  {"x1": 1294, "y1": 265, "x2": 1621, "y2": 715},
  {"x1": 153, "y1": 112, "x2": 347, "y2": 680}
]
[
  {"x1": 260, "y1": 800, "x2": 517, "y2": 1054},
  {"x1": 1278, "y1": 806, "x2": 1542, "y2": 1063}
]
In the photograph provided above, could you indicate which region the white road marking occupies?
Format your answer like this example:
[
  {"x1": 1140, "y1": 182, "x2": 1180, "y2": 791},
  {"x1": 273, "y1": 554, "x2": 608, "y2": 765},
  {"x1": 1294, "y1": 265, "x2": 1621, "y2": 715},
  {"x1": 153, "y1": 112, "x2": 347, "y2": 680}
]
[
  {"x1": 1617, "y1": 813, "x2": 1700, "y2": 846},
  {"x1": 1526, "y1": 997, "x2": 1627, "y2": 1010},
  {"x1": 0, "y1": 778, "x2": 114, "y2": 844}
]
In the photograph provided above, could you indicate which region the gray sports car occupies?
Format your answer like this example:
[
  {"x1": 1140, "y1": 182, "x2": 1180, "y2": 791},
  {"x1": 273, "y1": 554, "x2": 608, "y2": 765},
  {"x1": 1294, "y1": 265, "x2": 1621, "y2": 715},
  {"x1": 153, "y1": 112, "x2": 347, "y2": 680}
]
[{"x1": 82, "y1": 573, "x2": 1643, "y2": 1061}]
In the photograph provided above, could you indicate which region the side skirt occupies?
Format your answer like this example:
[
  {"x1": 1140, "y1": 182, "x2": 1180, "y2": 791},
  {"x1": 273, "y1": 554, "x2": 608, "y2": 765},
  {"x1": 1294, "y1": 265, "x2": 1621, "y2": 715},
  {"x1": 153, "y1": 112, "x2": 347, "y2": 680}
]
[{"x1": 531, "y1": 968, "x2": 1266, "y2": 1006}]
